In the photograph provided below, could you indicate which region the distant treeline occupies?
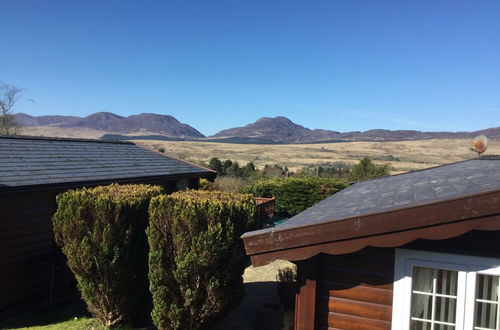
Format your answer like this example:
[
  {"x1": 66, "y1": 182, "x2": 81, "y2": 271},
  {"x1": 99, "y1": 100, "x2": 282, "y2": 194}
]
[{"x1": 195, "y1": 156, "x2": 390, "y2": 182}]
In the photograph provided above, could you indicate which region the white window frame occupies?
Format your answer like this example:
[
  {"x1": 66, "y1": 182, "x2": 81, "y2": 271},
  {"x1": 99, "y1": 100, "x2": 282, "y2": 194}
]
[{"x1": 392, "y1": 249, "x2": 500, "y2": 330}]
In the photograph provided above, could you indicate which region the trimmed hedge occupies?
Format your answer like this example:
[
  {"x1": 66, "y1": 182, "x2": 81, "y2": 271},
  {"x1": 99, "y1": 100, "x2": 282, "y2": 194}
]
[
  {"x1": 241, "y1": 176, "x2": 348, "y2": 217},
  {"x1": 52, "y1": 184, "x2": 163, "y2": 328},
  {"x1": 147, "y1": 190, "x2": 255, "y2": 330}
]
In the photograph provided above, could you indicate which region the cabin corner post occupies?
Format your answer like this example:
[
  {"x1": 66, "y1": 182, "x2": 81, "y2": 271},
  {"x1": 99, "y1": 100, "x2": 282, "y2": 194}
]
[{"x1": 295, "y1": 256, "x2": 318, "y2": 330}]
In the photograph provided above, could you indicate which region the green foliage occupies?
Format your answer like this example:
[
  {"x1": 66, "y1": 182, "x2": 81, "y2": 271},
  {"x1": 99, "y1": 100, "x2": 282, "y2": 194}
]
[
  {"x1": 198, "y1": 178, "x2": 214, "y2": 191},
  {"x1": 147, "y1": 190, "x2": 256, "y2": 330},
  {"x1": 52, "y1": 184, "x2": 163, "y2": 328},
  {"x1": 298, "y1": 161, "x2": 351, "y2": 178},
  {"x1": 206, "y1": 157, "x2": 259, "y2": 178},
  {"x1": 348, "y1": 157, "x2": 390, "y2": 182},
  {"x1": 242, "y1": 176, "x2": 348, "y2": 217}
]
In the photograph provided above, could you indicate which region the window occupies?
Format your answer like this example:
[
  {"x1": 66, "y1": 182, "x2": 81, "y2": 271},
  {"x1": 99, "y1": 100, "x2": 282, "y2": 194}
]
[{"x1": 392, "y1": 249, "x2": 500, "y2": 330}]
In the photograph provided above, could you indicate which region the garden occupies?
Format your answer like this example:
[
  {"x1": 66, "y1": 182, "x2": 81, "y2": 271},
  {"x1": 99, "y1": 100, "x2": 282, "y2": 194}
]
[{"x1": 2, "y1": 158, "x2": 386, "y2": 329}]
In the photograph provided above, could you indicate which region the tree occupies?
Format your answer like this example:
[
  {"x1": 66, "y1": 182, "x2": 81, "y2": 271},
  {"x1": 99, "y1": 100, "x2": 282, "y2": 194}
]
[
  {"x1": 349, "y1": 157, "x2": 389, "y2": 182},
  {"x1": 207, "y1": 157, "x2": 224, "y2": 175},
  {"x1": 0, "y1": 83, "x2": 23, "y2": 135}
]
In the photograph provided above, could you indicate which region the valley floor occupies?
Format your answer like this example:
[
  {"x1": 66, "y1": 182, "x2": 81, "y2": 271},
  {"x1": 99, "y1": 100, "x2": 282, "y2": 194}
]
[{"x1": 135, "y1": 138, "x2": 500, "y2": 174}]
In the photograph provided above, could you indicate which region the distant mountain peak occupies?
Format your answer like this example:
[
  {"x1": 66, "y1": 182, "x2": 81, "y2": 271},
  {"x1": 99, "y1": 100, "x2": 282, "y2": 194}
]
[
  {"x1": 15, "y1": 112, "x2": 204, "y2": 138},
  {"x1": 211, "y1": 117, "x2": 500, "y2": 143}
]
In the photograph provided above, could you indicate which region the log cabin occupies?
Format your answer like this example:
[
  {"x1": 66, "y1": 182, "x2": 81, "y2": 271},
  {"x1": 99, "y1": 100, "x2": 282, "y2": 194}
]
[
  {"x1": 242, "y1": 157, "x2": 500, "y2": 330},
  {"x1": 0, "y1": 135, "x2": 215, "y2": 313}
]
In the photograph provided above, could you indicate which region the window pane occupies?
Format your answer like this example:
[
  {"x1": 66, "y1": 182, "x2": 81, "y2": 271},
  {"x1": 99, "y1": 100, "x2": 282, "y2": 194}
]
[
  {"x1": 435, "y1": 297, "x2": 456, "y2": 323},
  {"x1": 475, "y1": 274, "x2": 500, "y2": 329},
  {"x1": 413, "y1": 267, "x2": 435, "y2": 293},
  {"x1": 411, "y1": 293, "x2": 433, "y2": 320},
  {"x1": 476, "y1": 274, "x2": 499, "y2": 301},
  {"x1": 410, "y1": 319, "x2": 432, "y2": 330},
  {"x1": 436, "y1": 269, "x2": 458, "y2": 296},
  {"x1": 475, "y1": 302, "x2": 498, "y2": 329},
  {"x1": 435, "y1": 324, "x2": 455, "y2": 330}
]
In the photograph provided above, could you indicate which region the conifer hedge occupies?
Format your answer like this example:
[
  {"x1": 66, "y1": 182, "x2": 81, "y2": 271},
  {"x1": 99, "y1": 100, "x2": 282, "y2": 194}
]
[
  {"x1": 147, "y1": 190, "x2": 255, "y2": 330},
  {"x1": 52, "y1": 184, "x2": 163, "y2": 328},
  {"x1": 241, "y1": 176, "x2": 348, "y2": 217}
]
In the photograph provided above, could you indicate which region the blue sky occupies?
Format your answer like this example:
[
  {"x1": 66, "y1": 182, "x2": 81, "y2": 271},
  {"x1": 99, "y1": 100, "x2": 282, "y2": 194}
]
[{"x1": 1, "y1": 1, "x2": 499, "y2": 136}]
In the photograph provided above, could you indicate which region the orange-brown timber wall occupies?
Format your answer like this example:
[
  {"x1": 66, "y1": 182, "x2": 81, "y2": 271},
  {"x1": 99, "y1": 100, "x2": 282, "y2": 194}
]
[{"x1": 294, "y1": 230, "x2": 500, "y2": 330}]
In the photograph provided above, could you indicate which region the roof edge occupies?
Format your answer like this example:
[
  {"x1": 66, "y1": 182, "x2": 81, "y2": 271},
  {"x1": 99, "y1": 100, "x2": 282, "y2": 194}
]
[{"x1": 242, "y1": 188, "x2": 500, "y2": 256}]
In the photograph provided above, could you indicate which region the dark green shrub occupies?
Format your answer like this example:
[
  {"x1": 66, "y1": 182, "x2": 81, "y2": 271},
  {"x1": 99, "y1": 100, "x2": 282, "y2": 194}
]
[
  {"x1": 52, "y1": 184, "x2": 163, "y2": 328},
  {"x1": 349, "y1": 157, "x2": 389, "y2": 182},
  {"x1": 241, "y1": 176, "x2": 348, "y2": 217},
  {"x1": 147, "y1": 190, "x2": 255, "y2": 330}
]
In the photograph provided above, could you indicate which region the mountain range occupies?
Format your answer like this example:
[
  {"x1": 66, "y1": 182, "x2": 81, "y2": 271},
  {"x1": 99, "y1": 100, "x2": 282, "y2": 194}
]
[
  {"x1": 15, "y1": 112, "x2": 204, "y2": 138},
  {"x1": 14, "y1": 112, "x2": 500, "y2": 143}
]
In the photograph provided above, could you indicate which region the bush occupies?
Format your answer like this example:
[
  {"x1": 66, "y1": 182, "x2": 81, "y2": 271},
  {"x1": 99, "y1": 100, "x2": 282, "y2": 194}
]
[
  {"x1": 147, "y1": 190, "x2": 256, "y2": 330},
  {"x1": 52, "y1": 184, "x2": 163, "y2": 328},
  {"x1": 349, "y1": 157, "x2": 389, "y2": 182},
  {"x1": 241, "y1": 176, "x2": 348, "y2": 217}
]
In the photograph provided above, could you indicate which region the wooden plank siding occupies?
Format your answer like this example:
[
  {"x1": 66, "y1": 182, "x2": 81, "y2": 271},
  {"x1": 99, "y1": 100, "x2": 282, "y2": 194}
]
[
  {"x1": 314, "y1": 248, "x2": 394, "y2": 330},
  {"x1": 297, "y1": 230, "x2": 500, "y2": 330},
  {"x1": 0, "y1": 190, "x2": 59, "y2": 311},
  {"x1": 0, "y1": 177, "x2": 196, "y2": 312}
]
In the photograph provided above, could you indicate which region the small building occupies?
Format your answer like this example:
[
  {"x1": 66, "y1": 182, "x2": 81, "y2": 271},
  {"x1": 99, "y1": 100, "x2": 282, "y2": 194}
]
[
  {"x1": 242, "y1": 157, "x2": 500, "y2": 330},
  {"x1": 0, "y1": 135, "x2": 215, "y2": 312}
]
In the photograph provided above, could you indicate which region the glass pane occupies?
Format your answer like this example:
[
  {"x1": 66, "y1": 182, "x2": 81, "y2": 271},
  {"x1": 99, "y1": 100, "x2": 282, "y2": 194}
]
[
  {"x1": 435, "y1": 297, "x2": 456, "y2": 323},
  {"x1": 435, "y1": 324, "x2": 455, "y2": 330},
  {"x1": 411, "y1": 293, "x2": 433, "y2": 320},
  {"x1": 475, "y1": 274, "x2": 500, "y2": 329},
  {"x1": 410, "y1": 319, "x2": 432, "y2": 330},
  {"x1": 436, "y1": 269, "x2": 458, "y2": 296},
  {"x1": 475, "y1": 302, "x2": 498, "y2": 329},
  {"x1": 413, "y1": 266, "x2": 435, "y2": 293},
  {"x1": 476, "y1": 274, "x2": 499, "y2": 301}
]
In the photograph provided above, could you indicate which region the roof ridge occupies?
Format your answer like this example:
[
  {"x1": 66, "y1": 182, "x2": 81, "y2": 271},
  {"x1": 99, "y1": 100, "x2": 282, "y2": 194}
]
[{"x1": 0, "y1": 135, "x2": 134, "y2": 145}]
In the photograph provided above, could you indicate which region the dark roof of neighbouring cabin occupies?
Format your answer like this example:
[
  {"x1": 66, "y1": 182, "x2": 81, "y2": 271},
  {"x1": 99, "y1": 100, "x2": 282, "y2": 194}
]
[
  {"x1": 242, "y1": 157, "x2": 500, "y2": 265},
  {"x1": 0, "y1": 135, "x2": 215, "y2": 190},
  {"x1": 244, "y1": 157, "x2": 500, "y2": 238}
]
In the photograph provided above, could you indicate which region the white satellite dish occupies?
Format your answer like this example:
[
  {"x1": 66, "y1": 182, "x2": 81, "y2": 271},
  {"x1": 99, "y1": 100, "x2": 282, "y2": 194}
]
[{"x1": 470, "y1": 135, "x2": 488, "y2": 156}]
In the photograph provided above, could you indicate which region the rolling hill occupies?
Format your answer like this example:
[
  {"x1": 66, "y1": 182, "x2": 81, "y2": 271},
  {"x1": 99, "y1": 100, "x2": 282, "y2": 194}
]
[
  {"x1": 15, "y1": 112, "x2": 205, "y2": 138},
  {"x1": 15, "y1": 113, "x2": 500, "y2": 143}
]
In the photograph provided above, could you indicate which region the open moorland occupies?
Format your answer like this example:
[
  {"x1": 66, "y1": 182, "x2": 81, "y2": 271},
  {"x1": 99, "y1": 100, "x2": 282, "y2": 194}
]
[{"x1": 136, "y1": 138, "x2": 500, "y2": 174}]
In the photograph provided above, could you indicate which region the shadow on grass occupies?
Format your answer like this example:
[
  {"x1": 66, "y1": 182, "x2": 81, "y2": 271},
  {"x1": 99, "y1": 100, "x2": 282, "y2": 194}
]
[
  {"x1": 0, "y1": 293, "x2": 90, "y2": 329},
  {"x1": 2, "y1": 281, "x2": 281, "y2": 330}
]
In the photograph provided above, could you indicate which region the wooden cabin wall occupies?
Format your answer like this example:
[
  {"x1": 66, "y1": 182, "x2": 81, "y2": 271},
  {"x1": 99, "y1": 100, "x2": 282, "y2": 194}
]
[
  {"x1": 313, "y1": 248, "x2": 395, "y2": 330},
  {"x1": 295, "y1": 230, "x2": 500, "y2": 330},
  {"x1": 0, "y1": 190, "x2": 60, "y2": 311},
  {"x1": 0, "y1": 177, "x2": 195, "y2": 313}
]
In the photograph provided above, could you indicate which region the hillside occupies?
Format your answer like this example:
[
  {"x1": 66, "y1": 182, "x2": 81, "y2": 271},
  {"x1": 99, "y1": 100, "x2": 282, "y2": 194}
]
[
  {"x1": 15, "y1": 113, "x2": 500, "y2": 143},
  {"x1": 211, "y1": 116, "x2": 500, "y2": 143},
  {"x1": 136, "y1": 138, "x2": 500, "y2": 174},
  {"x1": 15, "y1": 112, "x2": 204, "y2": 138}
]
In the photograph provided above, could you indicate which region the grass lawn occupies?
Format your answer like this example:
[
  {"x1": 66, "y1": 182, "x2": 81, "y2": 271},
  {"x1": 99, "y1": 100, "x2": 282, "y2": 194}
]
[
  {"x1": 5, "y1": 317, "x2": 100, "y2": 330},
  {"x1": 1, "y1": 294, "x2": 115, "y2": 330}
]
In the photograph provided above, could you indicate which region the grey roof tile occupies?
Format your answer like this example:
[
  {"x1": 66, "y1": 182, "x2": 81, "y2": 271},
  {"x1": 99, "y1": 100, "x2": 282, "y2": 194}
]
[
  {"x1": 0, "y1": 136, "x2": 213, "y2": 189},
  {"x1": 276, "y1": 158, "x2": 500, "y2": 231}
]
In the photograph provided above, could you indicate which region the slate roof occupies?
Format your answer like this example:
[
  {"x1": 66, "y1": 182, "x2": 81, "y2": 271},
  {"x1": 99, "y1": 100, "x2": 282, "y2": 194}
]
[
  {"x1": 0, "y1": 135, "x2": 214, "y2": 190},
  {"x1": 243, "y1": 157, "x2": 500, "y2": 237}
]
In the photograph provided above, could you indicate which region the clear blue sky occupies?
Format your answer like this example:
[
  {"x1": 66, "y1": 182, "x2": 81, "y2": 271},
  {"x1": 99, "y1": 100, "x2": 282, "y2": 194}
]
[{"x1": 1, "y1": 1, "x2": 499, "y2": 136}]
